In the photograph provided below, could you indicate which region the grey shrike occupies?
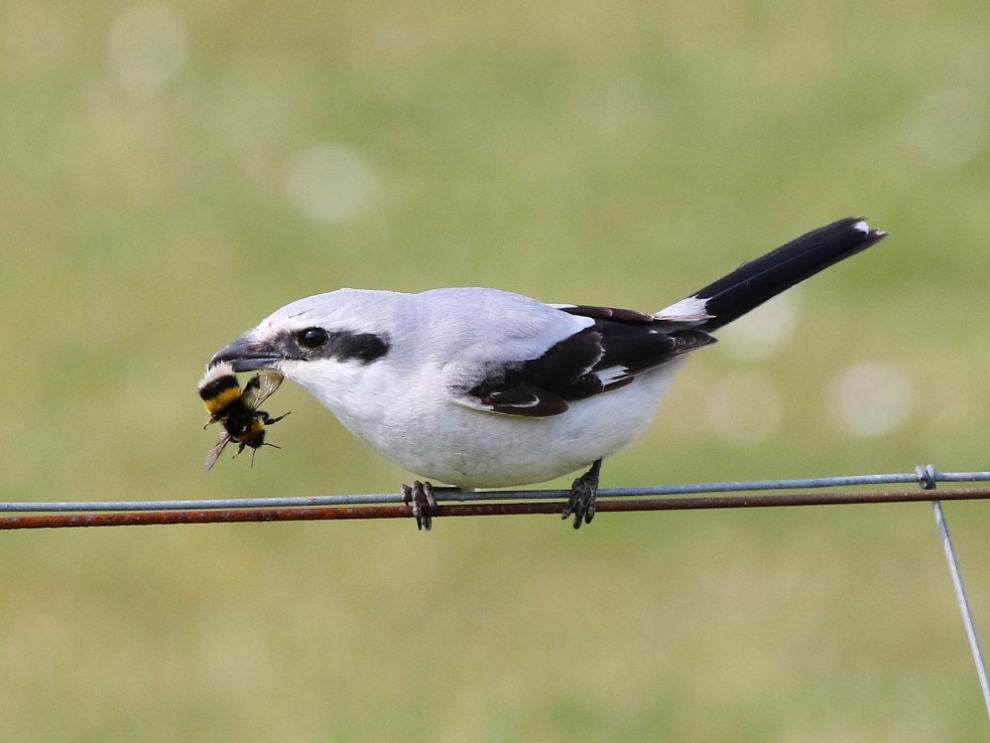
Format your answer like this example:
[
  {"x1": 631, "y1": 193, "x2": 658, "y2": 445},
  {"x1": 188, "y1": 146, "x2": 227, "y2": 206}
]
[{"x1": 209, "y1": 217, "x2": 887, "y2": 530}]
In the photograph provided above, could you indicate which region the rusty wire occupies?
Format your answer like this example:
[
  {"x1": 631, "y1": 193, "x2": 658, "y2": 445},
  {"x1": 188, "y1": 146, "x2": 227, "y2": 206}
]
[{"x1": 1, "y1": 480, "x2": 989, "y2": 530}]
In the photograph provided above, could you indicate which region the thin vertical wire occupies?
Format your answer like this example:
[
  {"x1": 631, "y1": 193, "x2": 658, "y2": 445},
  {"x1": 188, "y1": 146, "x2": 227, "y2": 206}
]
[{"x1": 918, "y1": 465, "x2": 990, "y2": 724}]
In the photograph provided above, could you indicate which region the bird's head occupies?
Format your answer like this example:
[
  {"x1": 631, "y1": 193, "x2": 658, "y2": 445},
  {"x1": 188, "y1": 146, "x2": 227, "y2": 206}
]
[{"x1": 210, "y1": 289, "x2": 398, "y2": 401}]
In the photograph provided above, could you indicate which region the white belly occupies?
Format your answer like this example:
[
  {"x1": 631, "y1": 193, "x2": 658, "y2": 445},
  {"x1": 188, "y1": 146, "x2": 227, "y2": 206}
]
[{"x1": 304, "y1": 362, "x2": 683, "y2": 489}]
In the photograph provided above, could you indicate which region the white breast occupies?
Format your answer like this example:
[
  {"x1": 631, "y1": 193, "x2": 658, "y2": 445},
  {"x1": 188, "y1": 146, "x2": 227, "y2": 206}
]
[{"x1": 294, "y1": 357, "x2": 684, "y2": 489}]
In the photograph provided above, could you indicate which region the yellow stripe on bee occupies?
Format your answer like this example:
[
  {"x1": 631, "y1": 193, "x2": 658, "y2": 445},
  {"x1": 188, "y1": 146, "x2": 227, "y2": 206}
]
[
  {"x1": 234, "y1": 421, "x2": 265, "y2": 444},
  {"x1": 204, "y1": 386, "x2": 242, "y2": 414}
]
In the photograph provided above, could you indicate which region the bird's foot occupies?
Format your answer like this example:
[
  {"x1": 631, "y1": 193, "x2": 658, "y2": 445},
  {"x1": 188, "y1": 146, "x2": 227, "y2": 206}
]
[
  {"x1": 561, "y1": 459, "x2": 602, "y2": 529},
  {"x1": 401, "y1": 480, "x2": 438, "y2": 531}
]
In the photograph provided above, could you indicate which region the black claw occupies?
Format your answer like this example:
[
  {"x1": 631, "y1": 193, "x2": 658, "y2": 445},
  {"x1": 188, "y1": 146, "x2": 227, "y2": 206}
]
[
  {"x1": 562, "y1": 459, "x2": 602, "y2": 530},
  {"x1": 402, "y1": 480, "x2": 437, "y2": 531}
]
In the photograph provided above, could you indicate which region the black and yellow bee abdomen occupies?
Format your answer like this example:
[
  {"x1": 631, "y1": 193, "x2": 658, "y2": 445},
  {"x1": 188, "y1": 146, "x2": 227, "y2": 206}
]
[{"x1": 199, "y1": 373, "x2": 243, "y2": 418}]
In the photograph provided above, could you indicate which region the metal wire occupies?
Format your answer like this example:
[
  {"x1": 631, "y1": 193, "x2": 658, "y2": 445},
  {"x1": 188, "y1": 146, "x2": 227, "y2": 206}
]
[
  {"x1": 1, "y1": 487, "x2": 989, "y2": 529},
  {"x1": 916, "y1": 466, "x2": 990, "y2": 723},
  {"x1": 3, "y1": 469, "x2": 990, "y2": 514}
]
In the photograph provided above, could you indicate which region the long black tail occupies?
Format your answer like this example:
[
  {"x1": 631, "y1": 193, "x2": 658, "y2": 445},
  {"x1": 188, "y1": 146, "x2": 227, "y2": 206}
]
[{"x1": 679, "y1": 217, "x2": 887, "y2": 331}]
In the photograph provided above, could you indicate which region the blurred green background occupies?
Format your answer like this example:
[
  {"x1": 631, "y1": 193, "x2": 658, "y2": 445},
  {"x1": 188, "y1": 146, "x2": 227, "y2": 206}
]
[{"x1": 2, "y1": 1, "x2": 990, "y2": 740}]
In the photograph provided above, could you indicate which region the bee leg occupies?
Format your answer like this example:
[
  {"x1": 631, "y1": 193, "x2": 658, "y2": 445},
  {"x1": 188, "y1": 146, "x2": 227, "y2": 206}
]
[
  {"x1": 262, "y1": 411, "x2": 290, "y2": 426},
  {"x1": 248, "y1": 441, "x2": 281, "y2": 468},
  {"x1": 401, "y1": 481, "x2": 438, "y2": 531}
]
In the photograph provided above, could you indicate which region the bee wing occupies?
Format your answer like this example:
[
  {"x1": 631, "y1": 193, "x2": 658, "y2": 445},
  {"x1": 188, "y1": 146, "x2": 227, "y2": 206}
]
[
  {"x1": 241, "y1": 371, "x2": 284, "y2": 409},
  {"x1": 205, "y1": 434, "x2": 233, "y2": 471}
]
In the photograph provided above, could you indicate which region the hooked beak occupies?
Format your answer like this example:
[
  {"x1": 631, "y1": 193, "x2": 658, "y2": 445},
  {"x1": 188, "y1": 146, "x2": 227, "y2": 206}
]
[{"x1": 210, "y1": 334, "x2": 282, "y2": 373}]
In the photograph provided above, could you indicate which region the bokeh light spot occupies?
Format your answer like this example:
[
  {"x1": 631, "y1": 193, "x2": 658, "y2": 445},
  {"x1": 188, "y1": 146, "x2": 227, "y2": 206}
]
[
  {"x1": 706, "y1": 371, "x2": 784, "y2": 445},
  {"x1": 905, "y1": 89, "x2": 988, "y2": 170},
  {"x1": 108, "y1": 2, "x2": 188, "y2": 92},
  {"x1": 719, "y1": 292, "x2": 799, "y2": 359},
  {"x1": 827, "y1": 362, "x2": 914, "y2": 437},
  {"x1": 284, "y1": 143, "x2": 378, "y2": 223}
]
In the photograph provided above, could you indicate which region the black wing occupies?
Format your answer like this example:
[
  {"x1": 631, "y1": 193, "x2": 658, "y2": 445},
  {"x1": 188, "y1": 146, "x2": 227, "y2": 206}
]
[{"x1": 460, "y1": 306, "x2": 715, "y2": 417}]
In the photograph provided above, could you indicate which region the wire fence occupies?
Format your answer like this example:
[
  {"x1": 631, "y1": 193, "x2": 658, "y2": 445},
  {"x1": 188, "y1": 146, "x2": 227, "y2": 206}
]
[
  {"x1": 2, "y1": 468, "x2": 990, "y2": 523},
  {"x1": 3, "y1": 464, "x2": 989, "y2": 723}
]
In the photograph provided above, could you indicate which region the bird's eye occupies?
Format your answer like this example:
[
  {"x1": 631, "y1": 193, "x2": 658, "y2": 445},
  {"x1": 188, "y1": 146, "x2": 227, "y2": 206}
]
[{"x1": 297, "y1": 327, "x2": 328, "y2": 349}]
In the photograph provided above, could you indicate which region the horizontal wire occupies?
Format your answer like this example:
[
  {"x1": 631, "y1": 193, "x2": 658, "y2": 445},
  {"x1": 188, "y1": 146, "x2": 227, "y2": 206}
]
[
  {"x1": 4, "y1": 470, "x2": 990, "y2": 514},
  {"x1": 0, "y1": 475, "x2": 989, "y2": 530}
]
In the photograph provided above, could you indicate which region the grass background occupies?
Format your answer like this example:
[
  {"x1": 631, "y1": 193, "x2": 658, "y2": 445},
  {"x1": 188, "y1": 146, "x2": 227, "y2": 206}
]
[{"x1": 2, "y1": 1, "x2": 990, "y2": 740}]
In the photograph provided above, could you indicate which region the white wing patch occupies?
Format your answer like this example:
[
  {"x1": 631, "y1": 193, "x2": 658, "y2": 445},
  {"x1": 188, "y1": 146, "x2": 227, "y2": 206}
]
[
  {"x1": 594, "y1": 365, "x2": 629, "y2": 385},
  {"x1": 654, "y1": 295, "x2": 713, "y2": 323},
  {"x1": 653, "y1": 297, "x2": 714, "y2": 326}
]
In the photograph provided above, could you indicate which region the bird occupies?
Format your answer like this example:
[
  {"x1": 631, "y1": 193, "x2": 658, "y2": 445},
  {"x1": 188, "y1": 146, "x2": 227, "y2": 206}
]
[{"x1": 209, "y1": 217, "x2": 887, "y2": 530}]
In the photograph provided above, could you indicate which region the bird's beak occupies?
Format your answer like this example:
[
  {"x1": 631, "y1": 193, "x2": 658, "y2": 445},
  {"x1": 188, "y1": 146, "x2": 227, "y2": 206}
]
[{"x1": 210, "y1": 334, "x2": 282, "y2": 372}]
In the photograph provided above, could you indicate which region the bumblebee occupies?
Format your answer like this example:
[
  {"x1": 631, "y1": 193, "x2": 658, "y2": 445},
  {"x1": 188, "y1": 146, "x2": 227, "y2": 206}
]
[{"x1": 198, "y1": 361, "x2": 289, "y2": 471}]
